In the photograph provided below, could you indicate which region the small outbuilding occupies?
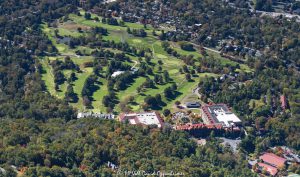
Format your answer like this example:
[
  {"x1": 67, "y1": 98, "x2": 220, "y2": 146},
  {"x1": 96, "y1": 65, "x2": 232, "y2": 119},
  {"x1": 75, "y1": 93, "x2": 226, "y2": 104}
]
[{"x1": 186, "y1": 102, "x2": 201, "y2": 108}]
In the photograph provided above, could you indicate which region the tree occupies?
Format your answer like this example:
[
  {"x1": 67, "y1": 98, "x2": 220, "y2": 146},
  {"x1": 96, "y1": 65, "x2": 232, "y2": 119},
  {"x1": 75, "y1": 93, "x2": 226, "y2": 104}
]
[
  {"x1": 163, "y1": 70, "x2": 170, "y2": 83},
  {"x1": 127, "y1": 27, "x2": 131, "y2": 34},
  {"x1": 155, "y1": 94, "x2": 162, "y2": 103},
  {"x1": 161, "y1": 41, "x2": 170, "y2": 49},
  {"x1": 240, "y1": 135, "x2": 256, "y2": 153},
  {"x1": 83, "y1": 96, "x2": 92, "y2": 108},
  {"x1": 158, "y1": 60, "x2": 163, "y2": 65},
  {"x1": 159, "y1": 30, "x2": 166, "y2": 40},
  {"x1": 154, "y1": 74, "x2": 160, "y2": 83},
  {"x1": 54, "y1": 71, "x2": 66, "y2": 85},
  {"x1": 185, "y1": 73, "x2": 191, "y2": 81},
  {"x1": 179, "y1": 42, "x2": 195, "y2": 51},
  {"x1": 65, "y1": 84, "x2": 78, "y2": 103},
  {"x1": 171, "y1": 83, "x2": 177, "y2": 90},
  {"x1": 137, "y1": 86, "x2": 142, "y2": 93},
  {"x1": 84, "y1": 12, "x2": 91, "y2": 20},
  {"x1": 143, "y1": 78, "x2": 155, "y2": 88},
  {"x1": 152, "y1": 30, "x2": 157, "y2": 36},
  {"x1": 102, "y1": 96, "x2": 111, "y2": 107},
  {"x1": 182, "y1": 65, "x2": 189, "y2": 73},
  {"x1": 163, "y1": 109, "x2": 171, "y2": 116},
  {"x1": 164, "y1": 87, "x2": 173, "y2": 98},
  {"x1": 158, "y1": 66, "x2": 162, "y2": 72},
  {"x1": 144, "y1": 96, "x2": 157, "y2": 108}
]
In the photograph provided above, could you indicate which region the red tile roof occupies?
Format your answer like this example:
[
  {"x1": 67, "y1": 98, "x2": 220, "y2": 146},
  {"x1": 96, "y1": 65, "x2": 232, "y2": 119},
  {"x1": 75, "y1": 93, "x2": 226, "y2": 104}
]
[
  {"x1": 280, "y1": 95, "x2": 287, "y2": 110},
  {"x1": 259, "y1": 153, "x2": 286, "y2": 168},
  {"x1": 258, "y1": 162, "x2": 278, "y2": 176},
  {"x1": 176, "y1": 123, "x2": 223, "y2": 130}
]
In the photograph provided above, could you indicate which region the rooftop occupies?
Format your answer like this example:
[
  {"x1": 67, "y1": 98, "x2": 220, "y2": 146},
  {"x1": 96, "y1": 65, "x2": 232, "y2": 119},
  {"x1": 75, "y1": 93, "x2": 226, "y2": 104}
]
[
  {"x1": 111, "y1": 71, "x2": 125, "y2": 78},
  {"x1": 120, "y1": 112, "x2": 163, "y2": 128},
  {"x1": 258, "y1": 162, "x2": 278, "y2": 176},
  {"x1": 280, "y1": 95, "x2": 287, "y2": 109},
  {"x1": 202, "y1": 104, "x2": 241, "y2": 127},
  {"x1": 186, "y1": 102, "x2": 201, "y2": 108},
  {"x1": 175, "y1": 123, "x2": 223, "y2": 130},
  {"x1": 259, "y1": 153, "x2": 287, "y2": 168},
  {"x1": 77, "y1": 112, "x2": 114, "y2": 119}
]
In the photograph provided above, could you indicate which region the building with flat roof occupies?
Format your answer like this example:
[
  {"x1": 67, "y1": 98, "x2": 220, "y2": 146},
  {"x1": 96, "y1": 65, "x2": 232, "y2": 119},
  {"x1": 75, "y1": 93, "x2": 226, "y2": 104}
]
[
  {"x1": 186, "y1": 102, "x2": 201, "y2": 108},
  {"x1": 201, "y1": 104, "x2": 241, "y2": 127},
  {"x1": 111, "y1": 71, "x2": 125, "y2": 78},
  {"x1": 77, "y1": 112, "x2": 115, "y2": 119},
  {"x1": 119, "y1": 112, "x2": 163, "y2": 128}
]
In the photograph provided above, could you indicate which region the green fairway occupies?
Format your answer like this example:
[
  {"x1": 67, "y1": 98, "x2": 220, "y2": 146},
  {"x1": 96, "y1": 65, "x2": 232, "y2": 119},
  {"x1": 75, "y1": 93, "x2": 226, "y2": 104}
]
[
  {"x1": 40, "y1": 58, "x2": 57, "y2": 97},
  {"x1": 70, "y1": 67, "x2": 93, "y2": 111},
  {"x1": 91, "y1": 78, "x2": 108, "y2": 112}
]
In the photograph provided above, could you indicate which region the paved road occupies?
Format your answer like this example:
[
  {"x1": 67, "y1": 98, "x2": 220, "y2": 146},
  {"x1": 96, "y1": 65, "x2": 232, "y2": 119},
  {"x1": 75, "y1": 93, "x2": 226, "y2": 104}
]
[
  {"x1": 202, "y1": 47, "x2": 221, "y2": 54},
  {"x1": 192, "y1": 87, "x2": 208, "y2": 106}
]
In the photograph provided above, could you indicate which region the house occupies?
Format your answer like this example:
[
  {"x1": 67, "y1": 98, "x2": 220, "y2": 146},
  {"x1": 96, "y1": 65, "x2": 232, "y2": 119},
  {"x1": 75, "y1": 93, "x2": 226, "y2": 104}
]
[
  {"x1": 111, "y1": 71, "x2": 125, "y2": 78},
  {"x1": 119, "y1": 112, "x2": 164, "y2": 128},
  {"x1": 280, "y1": 146, "x2": 300, "y2": 163},
  {"x1": 257, "y1": 162, "x2": 278, "y2": 176},
  {"x1": 248, "y1": 159, "x2": 258, "y2": 168},
  {"x1": 201, "y1": 104, "x2": 241, "y2": 127},
  {"x1": 259, "y1": 153, "x2": 287, "y2": 168},
  {"x1": 79, "y1": 0, "x2": 88, "y2": 6},
  {"x1": 280, "y1": 95, "x2": 288, "y2": 110},
  {"x1": 186, "y1": 102, "x2": 201, "y2": 108},
  {"x1": 196, "y1": 139, "x2": 207, "y2": 146}
]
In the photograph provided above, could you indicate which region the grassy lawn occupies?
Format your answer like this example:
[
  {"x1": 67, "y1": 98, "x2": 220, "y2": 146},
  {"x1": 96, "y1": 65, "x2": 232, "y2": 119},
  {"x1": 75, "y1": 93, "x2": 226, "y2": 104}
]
[
  {"x1": 70, "y1": 67, "x2": 93, "y2": 111},
  {"x1": 40, "y1": 58, "x2": 57, "y2": 97},
  {"x1": 205, "y1": 50, "x2": 253, "y2": 73},
  {"x1": 91, "y1": 78, "x2": 108, "y2": 113},
  {"x1": 249, "y1": 98, "x2": 265, "y2": 109}
]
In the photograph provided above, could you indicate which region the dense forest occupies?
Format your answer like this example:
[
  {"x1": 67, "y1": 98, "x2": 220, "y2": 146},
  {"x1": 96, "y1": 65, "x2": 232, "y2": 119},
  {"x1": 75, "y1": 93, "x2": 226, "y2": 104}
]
[{"x1": 0, "y1": 118, "x2": 255, "y2": 176}]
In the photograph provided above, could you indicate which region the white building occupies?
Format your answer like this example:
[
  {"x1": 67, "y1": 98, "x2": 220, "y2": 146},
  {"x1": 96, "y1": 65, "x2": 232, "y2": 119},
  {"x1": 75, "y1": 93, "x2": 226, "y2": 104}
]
[
  {"x1": 201, "y1": 104, "x2": 241, "y2": 127},
  {"x1": 77, "y1": 112, "x2": 115, "y2": 119},
  {"x1": 111, "y1": 71, "x2": 125, "y2": 78},
  {"x1": 119, "y1": 112, "x2": 164, "y2": 128}
]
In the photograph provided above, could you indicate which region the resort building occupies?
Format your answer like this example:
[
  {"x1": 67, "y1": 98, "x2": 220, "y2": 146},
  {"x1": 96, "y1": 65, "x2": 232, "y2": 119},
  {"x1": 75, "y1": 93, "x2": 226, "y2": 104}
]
[
  {"x1": 201, "y1": 104, "x2": 241, "y2": 127},
  {"x1": 119, "y1": 112, "x2": 164, "y2": 128}
]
